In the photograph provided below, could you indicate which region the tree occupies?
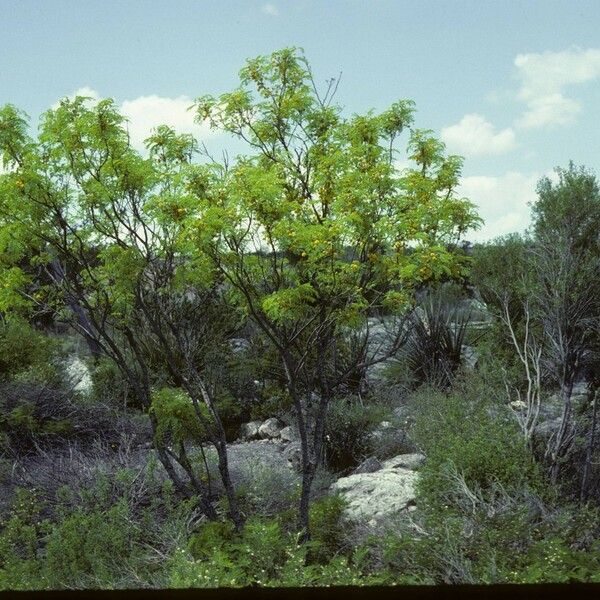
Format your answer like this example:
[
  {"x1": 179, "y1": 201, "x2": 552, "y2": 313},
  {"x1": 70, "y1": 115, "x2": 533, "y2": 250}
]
[
  {"x1": 530, "y1": 164, "x2": 600, "y2": 485},
  {"x1": 190, "y1": 48, "x2": 481, "y2": 539},
  {"x1": 0, "y1": 100, "x2": 245, "y2": 528},
  {"x1": 471, "y1": 235, "x2": 544, "y2": 443},
  {"x1": 472, "y1": 165, "x2": 600, "y2": 489}
]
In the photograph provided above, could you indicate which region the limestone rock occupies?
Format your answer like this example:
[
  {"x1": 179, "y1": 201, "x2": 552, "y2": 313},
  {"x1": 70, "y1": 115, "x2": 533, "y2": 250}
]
[
  {"x1": 353, "y1": 457, "x2": 382, "y2": 474},
  {"x1": 279, "y1": 425, "x2": 298, "y2": 443},
  {"x1": 462, "y1": 345, "x2": 479, "y2": 371},
  {"x1": 534, "y1": 417, "x2": 563, "y2": 439},
  {"x1": 381, "y1": 453, "x2": 425, "y2": 471},
  {"x1": 239, "y1": 421, "x2": 262, "y2": 441},
  {"x1": 331, "y1": 459, "x2": 419, "y2": 524},
  {"x1": 65, "y1": 356, "x2": 93, "y2": 395},
  {"x1": 229, "y1": 338, "x2": 251, "y2": 354},
  {"x1": 258, "y1": 417, "x2": 285, "y2": 439},
  {"x1": 370, "y1": 421, "x2": 392, "y2": 440},
  {"x1": 283, "y1": 442, "x2": 303, "y2": 472}
]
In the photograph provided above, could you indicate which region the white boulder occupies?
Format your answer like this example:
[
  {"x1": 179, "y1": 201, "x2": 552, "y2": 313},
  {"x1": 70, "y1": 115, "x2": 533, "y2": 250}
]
[
  {"x1": 65, "y1": 355, "x2": 93, "y2": 396},
  {"x1": 258, "y1": 417, "x2": 285, "y2": 439},
  {"x1": 279, "y1": 425, "x2": 298, "y2": 443},
  {"x1": 239, "y1": 421, "x2": 262, "y2": 441},
  {"x1": 330, "y1": 454, "x2": 421, "y2": 524}
]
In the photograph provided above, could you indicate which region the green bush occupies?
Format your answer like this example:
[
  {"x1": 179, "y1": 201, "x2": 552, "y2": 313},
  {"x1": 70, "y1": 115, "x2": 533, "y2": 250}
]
[
  {"x1": 89, "y1": 358, "x2": 136, "y2": 410},
  {"x1": 307, "y1": 495, "x2": 348, "y2": 564},
  {"x1": 0, "y1": 318, "x2": 61, "y2": 382},
  {"x1": 171, "y1": 512, "x2": 396, "y2": 588},
  {"x1": 324, "y1": 396, "x2": 388, "y2": 472},
  {"x1": 249, "y1": 385, "x2": 293, "y2": 422},
  {"x1": 150, "y1": 386, "x2": 209, "y2": 445},
  {"x1": 409, "y1": 377, "x2": 541, "y2": 495},
  {"x1": 0, "y1": 489, "x2": 50, "y2": 590},
  {"x1": 231, "y1": 460, "x2": 299, "y2": 519},
  {"x1": 43, "y1": 500, "x2": 136, "y2": 588},
  {"x1": 379, "y1": 373, "x2": 600, "y2": 584},
  {"x1": 0, "y1": 470, "x2": 196, "y2": 590}
]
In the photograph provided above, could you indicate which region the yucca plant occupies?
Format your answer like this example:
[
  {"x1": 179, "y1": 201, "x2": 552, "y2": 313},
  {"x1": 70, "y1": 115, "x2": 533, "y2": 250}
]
[{"x1": 401, "y1": 287, "x2": 472, "y2": 390}]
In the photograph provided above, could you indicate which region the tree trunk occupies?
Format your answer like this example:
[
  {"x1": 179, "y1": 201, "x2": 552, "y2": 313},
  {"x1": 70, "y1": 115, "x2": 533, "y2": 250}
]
[
  {"x1": 550, "y1": 380, "x2": 574, "y2": 484},
  {"x1": 48, "y1": 259, "x2": 103, "y2": 358},
  {"x1": 580, "y1": 388, "x2": 598, "y2": 502},
  {"x1": 214, "y1": 439, "x2": 244, "y2": 532}
]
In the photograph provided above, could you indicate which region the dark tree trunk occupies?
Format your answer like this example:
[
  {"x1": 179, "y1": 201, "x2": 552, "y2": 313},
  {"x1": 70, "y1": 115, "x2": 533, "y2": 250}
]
[
  {"x1": 214, "y1": 439, "x2": 244, "y2": 532},
  {"x1": 550, "y1": 379, "x2": 574, "y2": 484},
  {"x1": 581, "y1": 388, "x2": 598, "y2": 502},
  {"x1": 48, "y1": 259, "x2": 103, "y2": 358}
]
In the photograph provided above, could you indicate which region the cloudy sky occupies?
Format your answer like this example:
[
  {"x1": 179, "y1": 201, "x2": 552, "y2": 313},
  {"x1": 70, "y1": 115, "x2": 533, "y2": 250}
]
[{"x1": 1, "y1": 0, "x2": 599, "y2": 242}]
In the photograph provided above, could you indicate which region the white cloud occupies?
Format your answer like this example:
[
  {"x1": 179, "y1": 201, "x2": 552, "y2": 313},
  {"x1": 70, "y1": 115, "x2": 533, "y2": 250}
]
[
  {"x1": 514, "y1": 47, "x2": 600, "y2": 129},
  {"x1": 441, "y1": 114, "x2": 516, "y2": 157},
  {"x1": 52, "y1": 86, "x2": 101, "y2": 110},
  {"x1": 71, "y1": 86, "x2": 101, "y2": 102},
  {"x1": 459, "y1": 171, "x2": 542, "y2": 241},
  {"x1": 120, "y1": 94, "x2": 216, "y2": 151},
  {"x1": 261, "y1": 3, "x2": 279, "y2": 16},
  {"x1": 56, "y1": 88, "x2": 217, "y2": 152}
]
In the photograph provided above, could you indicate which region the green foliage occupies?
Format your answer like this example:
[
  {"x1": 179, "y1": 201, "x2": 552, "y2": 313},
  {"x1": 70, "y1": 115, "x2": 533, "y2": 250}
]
[
  {"x1": 89, "y1": 357, "x2": 135, "y2": 409},
  {"x1": 0, "y1": 318, "x2": 60, "y2": 382},
  {"x1": 43, "y1": 500, "x2": 136, "y2": 588},
  {"x1": 306, "y1": 495, "x2": 348, "y2": 563},
  {"x1": 150, "y1": 386, "x2": 209, "y2": 444},
  {"x1": 375, "y1": 372, "x2": 600, "y2": 584},
  {"x1": 193, "y1": 48, "x2": 480, "y2": 334},
  {"x1": 171, "y1": 508, "x2": 392, "y2": 588},
  {"x1": 409, "y1": 377, "x2": 541, "y2": 494},
  {"x1": 394, "y1": 285, "x2": 472, "y2": 390},
  {"x1": 532, "y1": 163, "x2": 600, "y2": 250},
  {"x1": 0, "y1": 489, "x2": 50, "y2": 590},
  {"x1": 470, "y1": 234, "x2": 532, "y2": 318},
  {"x1": 249, "y1": 385, "x2": 292, "y2": 421},
  {"x1": 324, "y1": 396, "x2": 388, "y2": 472},
  {"x1": 0, "y1": 471, "x2": 197, "y2": 590},
  {"x1": 232, "y1": 461, "x2": 299, "y2": 519}
]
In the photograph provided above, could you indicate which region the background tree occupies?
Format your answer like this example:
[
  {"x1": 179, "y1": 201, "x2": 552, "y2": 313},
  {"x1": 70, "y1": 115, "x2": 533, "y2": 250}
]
[
  {"x1": 530, "y1": 165, "x2": 600, "y2": 484},
  {"x1": 471, "y1": 164, "x2": 600, "y2": 489}
]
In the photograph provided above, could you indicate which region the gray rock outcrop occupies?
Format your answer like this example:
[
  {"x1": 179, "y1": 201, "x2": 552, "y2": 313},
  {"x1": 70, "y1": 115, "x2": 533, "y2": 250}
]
[
  {"x1": 258, "y1": 417, "x2": 285, "y2": 439},
  {"x1": 283, "y1": 442, "x2": 303, "y2": 472},
  {"x1": 330, "y1": 453, "x2": 422, "y2": 525},
  {"x1": 279, "y1": 425, "x2": 298, "y2": 443},
  {"x1": 353, "y1": 457, "x2": 382, "y2": 474},
  {"x1": 381, "y1": 452, "x2": 425, "y2": 470},
  {"x1": 239, "y1": 421, "x2": 262, "y2": 441}
]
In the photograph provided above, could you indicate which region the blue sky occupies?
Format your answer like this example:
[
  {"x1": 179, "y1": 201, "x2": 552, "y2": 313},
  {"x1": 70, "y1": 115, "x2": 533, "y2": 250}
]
[{"x1": 1, "y1": 0, "x2": 599, "y2": 241}]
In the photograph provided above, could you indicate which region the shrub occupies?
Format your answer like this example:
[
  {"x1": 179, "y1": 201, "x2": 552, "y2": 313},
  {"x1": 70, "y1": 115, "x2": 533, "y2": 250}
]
[
  {"x1": 394, "y1": 285, "x2": 472, "y2": 390},
  {"x1": 0, "y1": 381, "x2": 76, "y2": 456},
  {"x1": 249, "y1": 385, "x2": 293, "y2": 422},
  {"x1": 0, "y1": 318, "x2": 61, "y2": 383},
  {"x1": 0, "y1": 489, "x2": 50, "y2": 590},
  {"x1": 324, "y1": 396, "x2": 388, "y2": 472},
  {"x1": 42, "y1": 500, "x2": 137, "y2": 588},
  {"x1": 171, "y1": 511, "x2": 396, "y2": 588},
  {"x1": 306, "y1": 495, "x2": 348, "y2": 564},
  {"x1": 232, "y1": 460, "x2": 299, "y2": 519},
  {"x1": 408, "y1": 376, "x2": 541, "y2": 495},
  {"x1": 89, "y1": 358, "x2": 136, "y2": 410},
  {"x1": 380, "y1": 372, "x2": 600, "y2": 584}
]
